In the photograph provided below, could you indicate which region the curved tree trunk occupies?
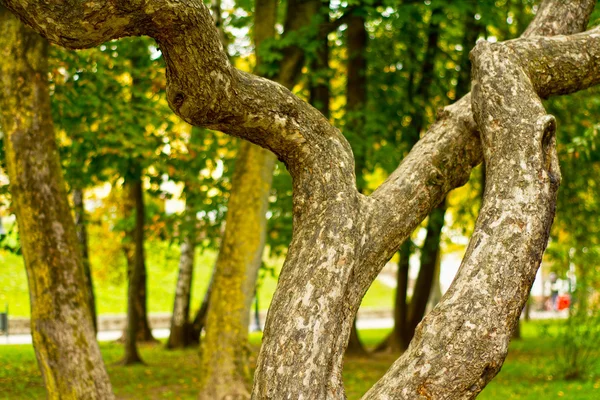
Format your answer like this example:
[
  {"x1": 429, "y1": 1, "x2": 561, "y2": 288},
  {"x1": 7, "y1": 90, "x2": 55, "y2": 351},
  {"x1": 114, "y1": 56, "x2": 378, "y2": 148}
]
[
  {"x1": 198, "y1": 0, "x2": 319, "y2": 397},
  {"x1": 167, "y1": 192, "x2": 197, "y2": 349},
  {"x1": 0, "y1": 9, "x2": 113, "y2": 398},
  {"x1": 73, "y1": 188, "x2": 98, "y2": 334},
  {"x1": 6, "y1": 0, "x2": 596, "y2": 398}
]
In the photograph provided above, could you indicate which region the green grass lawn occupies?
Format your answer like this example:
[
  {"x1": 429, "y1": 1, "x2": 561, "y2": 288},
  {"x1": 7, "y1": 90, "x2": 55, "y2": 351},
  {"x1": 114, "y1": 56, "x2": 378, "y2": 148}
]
[
  {"x1": 0, "y1": 244, "x2": 393, "y2": 318},
  {"x1": 1, "y1": 322, "x2": 599, "y2": 399}
]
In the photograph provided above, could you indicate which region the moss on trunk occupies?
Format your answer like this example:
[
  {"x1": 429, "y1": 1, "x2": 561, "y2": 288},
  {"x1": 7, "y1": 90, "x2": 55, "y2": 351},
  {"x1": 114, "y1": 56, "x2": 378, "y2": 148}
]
[{"x1": 0, "y1": 8, "x2": 113, "y2": 399}]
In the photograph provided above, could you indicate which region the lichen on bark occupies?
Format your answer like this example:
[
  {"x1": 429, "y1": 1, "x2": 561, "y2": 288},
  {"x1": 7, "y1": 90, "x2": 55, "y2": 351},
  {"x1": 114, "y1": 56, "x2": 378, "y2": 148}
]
[
  {"x1": 0, "y1": 7, "x2": 113, "y2": 399},
  {"x1": 1, "y1": 0, "x2": 599, "y2": 398}
]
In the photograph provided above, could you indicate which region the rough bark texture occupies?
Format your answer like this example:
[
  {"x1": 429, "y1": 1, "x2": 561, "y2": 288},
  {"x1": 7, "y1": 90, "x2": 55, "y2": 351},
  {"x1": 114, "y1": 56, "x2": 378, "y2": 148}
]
[
  {"x1": 0, "y1": 8, "x2": 113, "y2": 398},
  {"x1": 3, "y1": 0, "x2": 598, "y2": 398},
  {"x1": 198, "y1": 0, "x2": 319, "y2": 397},
  {"x1": 198, "y1": 139, "x2": 276, "y2": 398},
  {"x1": 167, "y1": 193, "x2": 197, "y2": 349},
  {"x1": 73, "y1": 188, "x2": 98, "y2": 333}
]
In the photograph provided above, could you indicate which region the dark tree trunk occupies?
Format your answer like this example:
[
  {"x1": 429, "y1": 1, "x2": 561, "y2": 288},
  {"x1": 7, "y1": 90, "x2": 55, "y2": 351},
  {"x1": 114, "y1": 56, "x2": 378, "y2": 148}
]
[
  {"x1": 167, "y1": 192, "x2": 197, "y2": 349},
  {"x1": 190, "y1": 263, "x2": 215, "y2": 344},
  {"x1": 377, "y1": 239, "x2": 412, "y2": 353},
  {"x1": 404, "y1": 201, "x2": 446, "y2": 343},
  {"x1": 344, "y1": 11, "x2": 369, "y2": 356},
  {"x1": 0, "y1": 9, "x2": 113, "y2": 397},
  {"x1": 121, "y1": 173, "x2": 154, "y2": 345},
  {"x1": 377, "y1": 6, "x2": 442, "y2": 353},
  {"x1": 73, "y1": 188, "x2": 97, "y2": 334},
  {"x1": 121, "y1": 172, "x2": 150, "y2": 365},
  {"x1": 308, "y1": 0, "x2": 330, "y2": 119}
]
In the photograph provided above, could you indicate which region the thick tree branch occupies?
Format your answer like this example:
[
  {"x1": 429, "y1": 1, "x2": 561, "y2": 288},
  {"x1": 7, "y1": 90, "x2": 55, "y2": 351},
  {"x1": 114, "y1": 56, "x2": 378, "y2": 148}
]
[
  {"x1": 2, "y1": 0, "x2": 356, "y2": 210},
  {"x1": 357, "y1": 0, "x2": 597, "y2": 299},
  {"x1": 364, "y1": 35, "x2": 562, "y2": 400},
  {"x1": 2, "y1": 0, "x2": 598, "y2": 398}
]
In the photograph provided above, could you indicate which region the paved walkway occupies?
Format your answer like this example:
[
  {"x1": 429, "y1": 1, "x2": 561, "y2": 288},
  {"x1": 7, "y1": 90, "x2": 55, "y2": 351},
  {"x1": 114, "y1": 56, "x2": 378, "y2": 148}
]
[
  {"x1": 0, "y1": 310, "x2": 568, "y2": 346},
  {"x1": 0, "y1": 319, "x2": 396, "y2": 346}
]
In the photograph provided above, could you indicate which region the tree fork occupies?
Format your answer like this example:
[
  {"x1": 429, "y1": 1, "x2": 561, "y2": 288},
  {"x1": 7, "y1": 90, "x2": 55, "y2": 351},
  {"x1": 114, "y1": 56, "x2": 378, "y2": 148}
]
[{"x1": 3, "y1": 0, "x2": 598, "y2": 398}]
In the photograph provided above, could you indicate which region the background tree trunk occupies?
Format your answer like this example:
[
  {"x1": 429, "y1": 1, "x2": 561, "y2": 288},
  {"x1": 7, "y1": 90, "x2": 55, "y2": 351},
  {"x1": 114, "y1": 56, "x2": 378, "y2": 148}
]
[
  {"x1": 73, "y1": 188, "x2": 97, "y2": 334},
  {"x1": 190, "y1": 263, "x2": 215, "y2": 343},
  {"x1": 167, "y1": 191, "x2": 197, "y2": 349},
  {"x1": 398, "y1": 3, "x2": 483, "y2": 348},
  {"x1": 0, "y1": 9, "x2": 113, "y2": 398},
  {"x1": 404, "y1": 201, "x2": 446, "y2": 343},
  {"x1": 121, "y1": 172, "x2": 154, "y2": 344},
  {"x1": 121, "y1": 172, "x2": 147, "y2": 365},
  {"x1": 345, "y1": 11, "x2": 368, "y2": 356},
  {"x1": 198, "y1": 0, "x2": 318, "y2": 397}
]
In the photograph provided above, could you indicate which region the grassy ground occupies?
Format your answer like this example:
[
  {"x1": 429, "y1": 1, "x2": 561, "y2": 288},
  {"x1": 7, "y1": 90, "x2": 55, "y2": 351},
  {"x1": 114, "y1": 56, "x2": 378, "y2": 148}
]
[
  {"x1": 0, "y1": 245, "x2": 393, "y2": 318},
  {"x1": 1, "y1": 322, "x2": 599, "y2": 399}
]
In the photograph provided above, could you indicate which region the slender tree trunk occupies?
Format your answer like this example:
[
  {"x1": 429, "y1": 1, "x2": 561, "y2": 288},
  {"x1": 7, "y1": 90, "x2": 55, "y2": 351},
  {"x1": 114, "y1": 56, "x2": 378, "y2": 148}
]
[
  {"x1": 396, "y1": 2, "x2": 483, "y2": 349},
  {"x1": 344, "y1": 11, "x2": 369, "y2": 355},
  {"x1": 426, "y1": 251, "x2": 442, "y2": 312},
  {"x1": 198, "y1": 140, "x2": 276, "y2": 398},
  {"x1": 167, "y1": 193, "x2": 197, "y2": 349},
  {"x1": 121, "y1": 173, "x2": 147, "y2": 364},
  {"x1": 190, "y1": 262, "x2": 215, "y2": 343},
  {"x1": 0, "y1": 10, "x2": 113, "y2": 398},
  {"x1": 404, "y1": 201, "x2": 446, "y2": 343},
  {"x1": 73, "y1": 188, "x2": 97, "y2": 334},
  {"x1": 377, "y1": 5, "x2": 443, "y2": 353},
  {"x1": 121, "y1": 173, "x2": 154, "y2": 344},
  {"x1": 394, "y1": 240, "x2": 411, "y2": 351},
  {"x1": 309, "y1": 0, "x2": 330, "y2": 119}
]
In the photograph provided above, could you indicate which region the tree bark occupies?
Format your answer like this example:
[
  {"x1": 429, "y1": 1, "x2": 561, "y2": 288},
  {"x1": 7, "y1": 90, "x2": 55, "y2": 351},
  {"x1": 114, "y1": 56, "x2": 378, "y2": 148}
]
[
  {"x1": 198, "y1": 0, "x2": 319, "y2": 397},
  {"x1": 0, "y1": 8, "x2": 113, "y2": 398},
  {"x1": 121, "y1": 173, "x2": 154, "y2": 345},
  {"x1": 198, "y1": 141, "x2": 276, "y2": 398},
  {"x1": 166, "y1": 192, "x2": 197, "y2": 349},
  {"x1": 73, "y1": 188, "x2": 97, "y2": 334},
  {"x1": 5, "y1": 0, "x2": 597, "y2": 398}
]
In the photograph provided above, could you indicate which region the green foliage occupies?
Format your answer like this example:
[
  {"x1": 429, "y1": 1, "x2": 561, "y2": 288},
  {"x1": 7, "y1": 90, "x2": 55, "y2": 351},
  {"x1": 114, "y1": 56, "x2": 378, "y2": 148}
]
[{"x1": 555, "y1": 310, "x2": 600, "y2": 380}]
